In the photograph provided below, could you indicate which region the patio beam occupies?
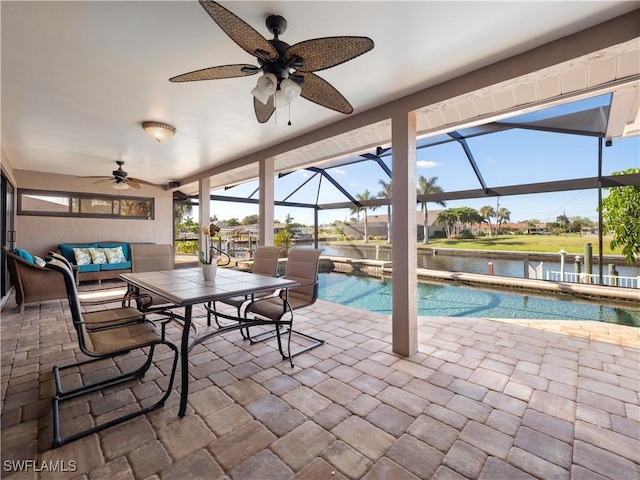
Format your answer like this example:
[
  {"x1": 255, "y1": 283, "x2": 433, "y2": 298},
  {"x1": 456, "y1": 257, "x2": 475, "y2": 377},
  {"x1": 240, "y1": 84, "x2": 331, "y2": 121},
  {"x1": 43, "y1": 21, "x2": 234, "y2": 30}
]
[
  {"x1": 202, "y1": 173, "x2": 639, "y2": 213},
  {"x1": 492, "y1": 121, "x2": 604, "y2": 137},
  {"x1": 391, "y1": 111, "x2": 418, "y2": 357},
  {"x1": 448, "y1": 131, "x2": 488, "y2": 192},
  {"x1": 418, "y1": 173, "x2": 640, "y2": 203},
  {"x1": 209, "y1": 194, "x2": 316, "y2": 210},
  {"x1": 598, "y1": 138, "x2": 604, "y2": 285},
  {"x1": 361, "y1": 153, "x2": 392, "y2": 178},
  {"x1": 259, "y1": 158, "x2": 274, "y2": 246},
  {"x1": 199, "y1": 178, "x2": 211, "y2": 251},
  {"x1": 307, "y1": 167, "x2": 362, "y2": 207},
  {"x1": 314, "y1": 173, "x2": 640, "y2": 210},
  {"x1": 283, "y1": 172, "x2": 319, "y2": 202}
]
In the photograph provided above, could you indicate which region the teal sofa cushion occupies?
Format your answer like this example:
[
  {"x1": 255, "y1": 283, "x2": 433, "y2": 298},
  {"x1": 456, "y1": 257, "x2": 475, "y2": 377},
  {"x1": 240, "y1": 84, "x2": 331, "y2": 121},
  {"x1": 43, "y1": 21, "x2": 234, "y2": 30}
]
[
  {"x1": 59, "y1": 243, "x2": 98, "y2": 263},
  {"x1": 13, "y1": 248, "x2": 34, "y2": 264},
  {"x1": 100, "y1": 261, "x2": 131, "y2": 271},
  {"x1": 77, "y1": 264, "x2": 100, "y2": 273}
]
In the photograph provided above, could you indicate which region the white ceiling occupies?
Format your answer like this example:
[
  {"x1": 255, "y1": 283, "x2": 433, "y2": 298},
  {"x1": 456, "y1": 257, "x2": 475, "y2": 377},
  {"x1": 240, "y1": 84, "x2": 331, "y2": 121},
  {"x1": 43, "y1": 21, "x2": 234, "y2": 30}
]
[{"x1": 2, "y1": 1, "x2": 638, "y2": 195}]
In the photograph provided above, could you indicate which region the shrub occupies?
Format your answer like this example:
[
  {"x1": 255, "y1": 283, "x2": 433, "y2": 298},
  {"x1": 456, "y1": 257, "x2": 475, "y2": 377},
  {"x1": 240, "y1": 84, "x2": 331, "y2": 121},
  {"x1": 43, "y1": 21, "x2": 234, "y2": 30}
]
[
  {"x1": 175, "y1": 240, "x2": 198, "y2": 254},
  {"x1": 274, "y1": 229, "x2": 292, "y2": 255}
]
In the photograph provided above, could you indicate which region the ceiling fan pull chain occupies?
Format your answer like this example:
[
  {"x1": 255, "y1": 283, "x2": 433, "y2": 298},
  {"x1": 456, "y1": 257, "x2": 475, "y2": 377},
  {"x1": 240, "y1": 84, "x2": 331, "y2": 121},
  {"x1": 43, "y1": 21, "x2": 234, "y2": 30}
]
[{"x1": 288, "y1": 102, "x2": 292, "y2": 126}]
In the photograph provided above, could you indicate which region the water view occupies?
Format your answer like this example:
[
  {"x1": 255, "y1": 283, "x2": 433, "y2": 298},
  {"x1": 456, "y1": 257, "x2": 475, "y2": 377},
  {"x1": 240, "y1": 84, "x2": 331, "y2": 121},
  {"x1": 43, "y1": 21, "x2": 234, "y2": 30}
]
[
  {"x1": 318, "y1": 273, "x2": 640, "y2": 327},
  {"x1": 316, "y1": 243, "x2": 640, "y2": 279}
]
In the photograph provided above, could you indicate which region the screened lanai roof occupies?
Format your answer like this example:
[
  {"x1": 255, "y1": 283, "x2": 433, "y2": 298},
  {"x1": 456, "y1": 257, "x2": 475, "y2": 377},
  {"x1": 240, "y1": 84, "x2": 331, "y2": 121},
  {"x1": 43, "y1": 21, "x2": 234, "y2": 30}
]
[
  {"x1": 177, "y1": 91, "x2": 638, "y2": 211},
  {"x1": 416, "y1": 95, "x2": 611, "y2": 148}
]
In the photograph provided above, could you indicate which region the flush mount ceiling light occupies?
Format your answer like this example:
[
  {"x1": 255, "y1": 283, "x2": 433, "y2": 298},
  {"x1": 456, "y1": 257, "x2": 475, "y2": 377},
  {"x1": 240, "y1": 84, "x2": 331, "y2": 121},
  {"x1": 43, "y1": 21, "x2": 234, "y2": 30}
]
[{"x1": 142, "y1": 121, "x2": 176, "y2": 143}]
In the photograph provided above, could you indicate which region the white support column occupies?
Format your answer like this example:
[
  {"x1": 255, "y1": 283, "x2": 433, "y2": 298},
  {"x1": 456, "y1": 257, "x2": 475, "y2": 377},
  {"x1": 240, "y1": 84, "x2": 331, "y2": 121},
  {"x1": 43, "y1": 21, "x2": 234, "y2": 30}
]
[
  {"x1": 199, "y1": 177, "x2": 211, "y2": 257},
  {"x1": 391, "y1": 111, "x2": 418, "y2": 356},
  {"x1": 259, "y1": 158, "x2": 275, "y2": 246}
]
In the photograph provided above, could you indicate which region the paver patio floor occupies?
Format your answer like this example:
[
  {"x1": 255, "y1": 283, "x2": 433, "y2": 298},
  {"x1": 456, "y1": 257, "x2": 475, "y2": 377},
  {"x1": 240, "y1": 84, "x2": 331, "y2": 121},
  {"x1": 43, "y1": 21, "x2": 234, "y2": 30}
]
[{"x1": 1, "y1": 282, "x2": 639, "y2": 479}]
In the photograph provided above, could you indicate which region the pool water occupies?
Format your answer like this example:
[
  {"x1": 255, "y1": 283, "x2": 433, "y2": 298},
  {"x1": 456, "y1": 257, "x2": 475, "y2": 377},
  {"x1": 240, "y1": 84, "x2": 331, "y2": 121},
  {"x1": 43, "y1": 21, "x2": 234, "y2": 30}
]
[{"x1": 318, "y1": 273, "x2": 640, "y2": 327}]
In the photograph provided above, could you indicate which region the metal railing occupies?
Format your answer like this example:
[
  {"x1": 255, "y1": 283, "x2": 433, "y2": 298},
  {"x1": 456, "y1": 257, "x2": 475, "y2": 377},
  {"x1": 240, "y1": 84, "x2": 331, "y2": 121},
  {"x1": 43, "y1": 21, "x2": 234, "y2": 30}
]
[{"x1": 546, "y1": 271, "x2": 639, "y2": 288}]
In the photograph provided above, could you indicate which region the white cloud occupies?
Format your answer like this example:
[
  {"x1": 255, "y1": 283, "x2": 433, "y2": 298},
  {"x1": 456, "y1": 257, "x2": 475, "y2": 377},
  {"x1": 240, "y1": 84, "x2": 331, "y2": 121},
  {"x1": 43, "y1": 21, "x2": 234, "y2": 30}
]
[
  {"x1": 333, "y1": 169, "x2": 347, "y2": 174},
  {"x1": 417, "y1": 160, "x2": 441, "y2": 169}
]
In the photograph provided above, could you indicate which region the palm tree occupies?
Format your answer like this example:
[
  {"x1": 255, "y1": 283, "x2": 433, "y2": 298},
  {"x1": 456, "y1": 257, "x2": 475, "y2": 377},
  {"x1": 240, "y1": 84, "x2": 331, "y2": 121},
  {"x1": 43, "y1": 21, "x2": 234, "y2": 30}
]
[
  {"x1": 174, "y1": 202, "x2": 193, "y2": 233},
  {"x1": 497, "y1": 207, "x2": 511, "y2": 234},
  {"x1": 349, "y1": 203, "x2": 362, "y2": 223},
  {"x1": 417, "y1": 176, "x2": 446, "y2": 244},
  {"x1": 479, "y1": 205, "x2": 495, "y2": 236},
  {"x1": 457, "y1": 207, "x2": 482, "y2": 236},
  {"x1": 285, "y1": 213, "x2": 294, "y2": 225},
  {"x1": 556, "y1": 213, "x2": 570, "y2": 234},
  {"x1": 436, "y1": 209, "x2": 458, "y2": 238},
  {"x1": 355, "y1": 189, "x2": 375, "y2": 243},
  {"x1": 378, "y1": 179, "x2": 392, "y2": 243}
]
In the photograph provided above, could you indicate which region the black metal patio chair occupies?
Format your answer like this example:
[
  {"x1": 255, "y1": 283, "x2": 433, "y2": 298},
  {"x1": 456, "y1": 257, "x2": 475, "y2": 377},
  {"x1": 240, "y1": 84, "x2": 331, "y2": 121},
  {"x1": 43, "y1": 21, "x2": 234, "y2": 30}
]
[{"x1": 45, "y1": 257, "x2": 178, "y2": 448}]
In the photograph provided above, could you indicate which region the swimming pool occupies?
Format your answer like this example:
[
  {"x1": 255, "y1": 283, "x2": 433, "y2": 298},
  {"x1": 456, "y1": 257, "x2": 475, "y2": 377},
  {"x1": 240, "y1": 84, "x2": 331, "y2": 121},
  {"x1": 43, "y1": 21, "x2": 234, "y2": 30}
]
[{"x1": 317, "y1": 273, "x2": 640, "y2": 327}]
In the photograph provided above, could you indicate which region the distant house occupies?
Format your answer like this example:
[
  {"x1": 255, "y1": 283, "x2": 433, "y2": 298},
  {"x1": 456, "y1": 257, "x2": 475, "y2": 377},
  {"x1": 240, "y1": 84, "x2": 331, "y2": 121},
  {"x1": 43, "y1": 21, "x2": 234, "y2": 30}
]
[
  {"x1": 273, "y1": 222, "x2": 289, "y2": 233},
  {"x1": 499, "y1": 222, "x2": 547, "y2": 234},
  {"x1": 341, "y1": 210, "x2": 445, "y2": 240}
]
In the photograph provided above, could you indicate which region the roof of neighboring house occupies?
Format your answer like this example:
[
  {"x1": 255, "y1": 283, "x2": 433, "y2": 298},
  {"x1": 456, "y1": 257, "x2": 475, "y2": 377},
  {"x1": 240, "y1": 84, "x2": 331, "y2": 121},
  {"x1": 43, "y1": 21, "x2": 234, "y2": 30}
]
[
  {"x1": 500, "y1": 222, "x2": 547, "y2": 230},
  {"x1": 351, "y1": 210, "x2": 444, "y2": 227}
]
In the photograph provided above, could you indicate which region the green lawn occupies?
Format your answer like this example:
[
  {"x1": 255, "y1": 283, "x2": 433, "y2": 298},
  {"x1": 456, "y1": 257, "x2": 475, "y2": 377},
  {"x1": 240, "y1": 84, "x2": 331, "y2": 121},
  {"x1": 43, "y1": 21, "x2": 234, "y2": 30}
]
[
  {"x1": 420, "y1": 234, "x2": 622, "y2": 255},
  {"x1": 332, "y1": 234, "x2": 625, "y2": 256}
]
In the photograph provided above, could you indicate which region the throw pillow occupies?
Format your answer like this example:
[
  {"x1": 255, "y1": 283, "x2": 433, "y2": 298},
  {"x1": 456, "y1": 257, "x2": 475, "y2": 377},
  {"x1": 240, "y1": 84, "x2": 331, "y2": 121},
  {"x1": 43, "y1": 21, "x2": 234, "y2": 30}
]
[
  {"x1": 103, "y1": 246, "x2": 126, "y2": 264},
  {"x1": 88, "y1": 247, "x2": 107, "y2": 265},
  {"x1": 13, "y1": 248, "x2": 34, "y2": 264},
  {"x1": 33, "y1": 255, "x2": 47, "y2": 267},
  {"x1": 73, "y1": 248, "x2": 92, "y2": 266}
]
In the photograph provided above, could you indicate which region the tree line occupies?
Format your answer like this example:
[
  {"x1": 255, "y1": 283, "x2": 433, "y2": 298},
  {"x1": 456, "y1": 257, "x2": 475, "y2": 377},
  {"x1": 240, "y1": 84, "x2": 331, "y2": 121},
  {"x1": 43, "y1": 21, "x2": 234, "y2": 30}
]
[
  {"x1": 174, "y1": 167, "x2": 639, "y2": 264},
  {"x1": 346, "y1": 176, "x2": 602, "y2": 243}
]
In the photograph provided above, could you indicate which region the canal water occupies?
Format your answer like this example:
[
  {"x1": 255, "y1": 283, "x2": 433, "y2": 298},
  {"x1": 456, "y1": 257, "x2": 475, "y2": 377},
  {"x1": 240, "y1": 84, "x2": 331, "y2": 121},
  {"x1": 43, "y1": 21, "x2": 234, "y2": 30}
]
[{"x1": 316, "y1": 244, "x2": 639, "y2": 280}]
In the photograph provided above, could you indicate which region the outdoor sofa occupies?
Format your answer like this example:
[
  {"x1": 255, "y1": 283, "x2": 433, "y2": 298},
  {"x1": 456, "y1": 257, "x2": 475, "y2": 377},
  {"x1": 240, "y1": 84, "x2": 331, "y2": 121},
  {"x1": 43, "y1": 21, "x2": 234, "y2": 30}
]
[{"x1": 57, "y1": 241, "x2": 147, "y2": 284}]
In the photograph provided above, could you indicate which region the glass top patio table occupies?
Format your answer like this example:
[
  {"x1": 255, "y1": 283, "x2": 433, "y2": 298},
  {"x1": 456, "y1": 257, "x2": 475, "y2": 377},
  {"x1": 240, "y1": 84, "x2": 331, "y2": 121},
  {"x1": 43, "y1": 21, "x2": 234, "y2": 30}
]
[{"x1": 121, "y1": 267, "x2": 298, "y2": 417}]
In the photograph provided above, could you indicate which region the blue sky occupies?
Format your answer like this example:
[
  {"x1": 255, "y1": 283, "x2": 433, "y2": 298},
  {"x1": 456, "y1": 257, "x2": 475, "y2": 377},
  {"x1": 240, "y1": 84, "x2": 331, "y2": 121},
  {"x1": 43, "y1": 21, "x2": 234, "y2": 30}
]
[{"x1": 206, "y1": 96, "x2": 639, "y2": 226}]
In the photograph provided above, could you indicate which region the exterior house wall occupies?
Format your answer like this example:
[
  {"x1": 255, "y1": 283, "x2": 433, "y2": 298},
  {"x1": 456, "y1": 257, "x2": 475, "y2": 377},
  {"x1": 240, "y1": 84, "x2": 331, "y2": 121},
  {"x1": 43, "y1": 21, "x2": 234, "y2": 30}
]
[
  {"x1": 13, "y1": 170, "x2": 173, "y2": 258},
  {"x1": 343, "y1": 211, "x2": 445, "y2": 240}
]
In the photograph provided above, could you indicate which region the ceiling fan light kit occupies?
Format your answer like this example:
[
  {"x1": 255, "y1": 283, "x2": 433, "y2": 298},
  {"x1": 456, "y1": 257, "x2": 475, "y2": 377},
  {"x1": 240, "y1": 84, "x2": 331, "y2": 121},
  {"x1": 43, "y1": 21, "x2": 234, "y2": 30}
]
[
  {"x1": 170, "y1": 0, "x2": 374, "y2": 124},
  {"x1": 142, "y1": 121, "x2": 176, "y2": 143},
  {"x1": 251, "y1": 73, "x2": 277, "y2": 104},
  {"x1": 274, "y1": 78, "x2": 302, "y2": 107}
]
